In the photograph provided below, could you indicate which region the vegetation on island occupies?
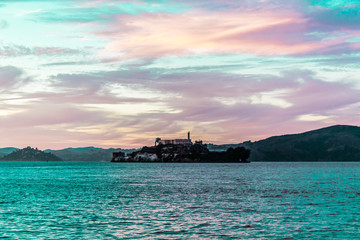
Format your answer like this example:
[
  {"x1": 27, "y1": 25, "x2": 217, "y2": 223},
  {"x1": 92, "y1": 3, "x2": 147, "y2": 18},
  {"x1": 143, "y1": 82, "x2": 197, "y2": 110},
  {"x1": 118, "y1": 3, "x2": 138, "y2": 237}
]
[{"x1": 1, "y1": 147, "x2": 62, "y2": 161}]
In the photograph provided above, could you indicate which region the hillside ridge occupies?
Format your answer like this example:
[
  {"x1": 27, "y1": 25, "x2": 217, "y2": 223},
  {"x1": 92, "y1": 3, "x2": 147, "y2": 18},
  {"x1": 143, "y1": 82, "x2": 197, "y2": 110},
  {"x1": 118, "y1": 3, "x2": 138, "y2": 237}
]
[{"x1": 247, "y1": 124, "x2": 360, "y2": 161}]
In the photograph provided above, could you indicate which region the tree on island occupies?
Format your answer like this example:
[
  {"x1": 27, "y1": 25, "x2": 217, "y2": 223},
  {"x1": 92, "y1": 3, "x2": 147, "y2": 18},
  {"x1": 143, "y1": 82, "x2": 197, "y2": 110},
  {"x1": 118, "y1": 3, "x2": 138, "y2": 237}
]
[
  {"x1": 1, "y1": 146, "x2": 62, "y2": 161},
  {"x1": 226, "y1": 147, "x2": 251, "y2": 162}
]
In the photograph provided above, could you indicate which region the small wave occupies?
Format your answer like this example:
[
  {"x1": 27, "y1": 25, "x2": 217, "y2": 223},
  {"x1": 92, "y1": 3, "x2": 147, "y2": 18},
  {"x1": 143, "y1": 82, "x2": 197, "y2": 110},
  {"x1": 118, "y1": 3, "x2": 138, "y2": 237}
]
[{"x1": 192, "y1": 223, "x2": 210, "y2": 228}]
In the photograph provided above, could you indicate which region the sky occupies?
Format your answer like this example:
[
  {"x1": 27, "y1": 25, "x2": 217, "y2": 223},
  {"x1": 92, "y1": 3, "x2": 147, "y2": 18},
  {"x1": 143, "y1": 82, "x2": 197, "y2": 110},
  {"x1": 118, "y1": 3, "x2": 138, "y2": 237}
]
[{"x1": 0, "y1": 0, "x2": 360, "y2": 149}]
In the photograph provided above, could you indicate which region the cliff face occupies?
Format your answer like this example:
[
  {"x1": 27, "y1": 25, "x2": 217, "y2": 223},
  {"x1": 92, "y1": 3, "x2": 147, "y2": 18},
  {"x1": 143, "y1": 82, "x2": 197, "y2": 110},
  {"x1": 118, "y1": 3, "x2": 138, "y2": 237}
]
[
  {"x1": 247, "y1": 125, "x2": 360, "y2": 161},
  {"x1": 112, "y1": 143, "x2": 250, "y2": 163},
  {"x1": 1, "y1": 147, "x2": 62, "y2": 161}
]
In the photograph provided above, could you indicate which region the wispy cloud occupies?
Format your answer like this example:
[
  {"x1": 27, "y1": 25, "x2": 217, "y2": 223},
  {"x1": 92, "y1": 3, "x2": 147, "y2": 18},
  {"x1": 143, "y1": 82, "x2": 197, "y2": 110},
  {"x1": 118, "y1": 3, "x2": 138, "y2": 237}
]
[
  {"x1": 91, "y1": 8, "x2": 360, "y2": 59},
  {"x1": 16, "y1": 8, "x2": 42, "y2": 17},
  {"x1": 0, "y1": 45, "x2": 82, "y2": 57}
]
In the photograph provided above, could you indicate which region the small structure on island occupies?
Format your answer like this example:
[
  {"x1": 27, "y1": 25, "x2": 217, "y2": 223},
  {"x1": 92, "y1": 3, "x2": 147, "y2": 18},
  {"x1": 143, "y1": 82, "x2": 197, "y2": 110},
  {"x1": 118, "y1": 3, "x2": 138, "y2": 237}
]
[{"x1": 155, "y1": 131, "x2": 192, "y2": 146}]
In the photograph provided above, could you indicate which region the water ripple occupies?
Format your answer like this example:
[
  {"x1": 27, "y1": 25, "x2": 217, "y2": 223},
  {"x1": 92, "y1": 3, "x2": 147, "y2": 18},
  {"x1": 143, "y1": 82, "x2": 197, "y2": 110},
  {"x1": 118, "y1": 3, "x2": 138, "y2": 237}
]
[{"x1": 0, "y1": 161, "x2": 358, "y2": 239}]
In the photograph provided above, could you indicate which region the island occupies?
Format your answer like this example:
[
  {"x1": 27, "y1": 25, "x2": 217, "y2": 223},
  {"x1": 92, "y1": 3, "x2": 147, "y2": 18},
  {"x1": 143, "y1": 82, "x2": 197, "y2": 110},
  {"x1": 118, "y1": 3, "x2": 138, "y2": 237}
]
[
  {"x1": 112, "y1": 132, "x2": 250, "y2": 163},
  {"x1": 1, "y1": 146, "x2": 63, "y2": 161}
]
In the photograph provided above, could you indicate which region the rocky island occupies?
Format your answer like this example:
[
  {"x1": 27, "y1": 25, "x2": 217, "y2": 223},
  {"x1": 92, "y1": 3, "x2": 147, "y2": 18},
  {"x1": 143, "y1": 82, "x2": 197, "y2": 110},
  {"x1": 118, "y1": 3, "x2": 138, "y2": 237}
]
[
  {"x1": 1, "y1": 147, "x2": 62, "y2": 161},
  {"x1": 112, "y1": 132, "x2": 251, "y2": 163}
]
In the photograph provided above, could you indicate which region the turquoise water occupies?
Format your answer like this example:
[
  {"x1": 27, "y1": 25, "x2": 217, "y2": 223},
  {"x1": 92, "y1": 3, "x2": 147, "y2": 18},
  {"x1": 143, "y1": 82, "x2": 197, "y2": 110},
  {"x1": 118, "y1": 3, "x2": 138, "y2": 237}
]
[{"x1": 0, "y1": 162, "x2": 359, "y2": 239}]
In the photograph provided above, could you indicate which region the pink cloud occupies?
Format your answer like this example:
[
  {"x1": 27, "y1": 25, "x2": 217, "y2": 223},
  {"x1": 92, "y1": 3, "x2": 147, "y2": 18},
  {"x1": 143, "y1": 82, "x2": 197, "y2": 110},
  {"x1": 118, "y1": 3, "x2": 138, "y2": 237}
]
[
  {"x1": 0, "y1": 104, "x2": 101, "y2": 128},
  {"x1": 93, "y1": 10, "x2": 326, "y2": 58},
  {"x1": 86, "y1": 5, "x2": 360, "y2": 60}
]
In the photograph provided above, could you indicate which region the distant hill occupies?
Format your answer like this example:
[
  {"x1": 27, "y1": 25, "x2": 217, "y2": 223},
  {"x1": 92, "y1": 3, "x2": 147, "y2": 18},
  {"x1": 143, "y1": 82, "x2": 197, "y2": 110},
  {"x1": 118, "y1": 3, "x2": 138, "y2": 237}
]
[
  {"x1": 44, "y1": 146, "x2": 104, "y2": 153},
  {"x1": 246, "y1": 125, "x2": 360, "y2": 161},
  {"x1": 1, "y1": 147, "x2": 62, "y2": 161},
  {"x1": 47, "y1": 147, "x2": 137, "y2": 161},
  {"x1": 0, "y1": 147, "x2": 19, "y2": 158},
  {"x1": 206, "y1": 143, "x2": 242, "y2": 151}
]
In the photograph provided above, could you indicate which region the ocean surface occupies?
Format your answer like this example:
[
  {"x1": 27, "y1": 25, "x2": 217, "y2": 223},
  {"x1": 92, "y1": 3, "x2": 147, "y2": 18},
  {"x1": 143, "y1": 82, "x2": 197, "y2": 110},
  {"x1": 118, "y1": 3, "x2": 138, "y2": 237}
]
[{"x1": 0, "y1": 161, "x2": 359, "y2": 239}]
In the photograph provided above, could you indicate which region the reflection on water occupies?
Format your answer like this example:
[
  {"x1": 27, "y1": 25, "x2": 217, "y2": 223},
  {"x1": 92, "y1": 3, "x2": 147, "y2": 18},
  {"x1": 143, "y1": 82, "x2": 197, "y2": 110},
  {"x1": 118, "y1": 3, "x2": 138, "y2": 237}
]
[{"x1": 0, "y1": 161, "x2": 359, "y2": 239}]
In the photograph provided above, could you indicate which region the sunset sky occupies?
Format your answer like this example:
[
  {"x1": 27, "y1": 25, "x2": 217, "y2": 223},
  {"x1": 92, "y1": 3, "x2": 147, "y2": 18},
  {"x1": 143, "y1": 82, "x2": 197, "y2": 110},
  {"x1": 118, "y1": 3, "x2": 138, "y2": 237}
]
[{"x1": 1, "y1": 0, "x2": 360, "y2": 149}]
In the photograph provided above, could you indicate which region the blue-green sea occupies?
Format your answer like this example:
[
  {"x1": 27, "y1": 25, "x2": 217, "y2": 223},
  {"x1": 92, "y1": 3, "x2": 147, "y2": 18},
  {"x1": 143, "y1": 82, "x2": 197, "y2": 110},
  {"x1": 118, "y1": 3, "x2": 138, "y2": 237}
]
[{"x1": 0, "y1": 161, "x2": 359, "y2": 239}]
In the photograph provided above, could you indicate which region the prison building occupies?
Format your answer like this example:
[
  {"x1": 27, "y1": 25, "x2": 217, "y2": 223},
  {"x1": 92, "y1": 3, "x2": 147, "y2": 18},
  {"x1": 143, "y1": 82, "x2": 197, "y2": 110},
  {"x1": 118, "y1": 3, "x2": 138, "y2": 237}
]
[{"x1": 156, "y1": 132, "x2": 192, "y2": 146}]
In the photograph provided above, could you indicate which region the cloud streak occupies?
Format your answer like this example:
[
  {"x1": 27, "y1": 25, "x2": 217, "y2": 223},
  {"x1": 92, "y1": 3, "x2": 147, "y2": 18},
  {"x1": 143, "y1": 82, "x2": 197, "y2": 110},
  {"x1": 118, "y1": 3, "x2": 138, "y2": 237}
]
[
  {"x1": 96, "y1": 11, "x2": 312, "y2": 58},
  {"x1": 0, "y1": 45, "x2": 82, "y2": 57},
  {"x1": 92, "y1": 8, "x2": 360, "y2": 59}
]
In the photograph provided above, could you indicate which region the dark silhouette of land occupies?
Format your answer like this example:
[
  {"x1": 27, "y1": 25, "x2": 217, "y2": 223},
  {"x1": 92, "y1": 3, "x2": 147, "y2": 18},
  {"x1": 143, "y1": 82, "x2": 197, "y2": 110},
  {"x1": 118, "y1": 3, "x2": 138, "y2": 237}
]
[
  {"x1": 1, "y1": 147, "x2": 62, "y2": 161},
  {"x1": 112, "y1": 142, "x2": 251, "y2": 163},
  {"x1": 213, "y1": 125, "x2": 360, "y2": 162},
  {"x1": 45, "y1": 147, "x2": 136, "y2": 161}
]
